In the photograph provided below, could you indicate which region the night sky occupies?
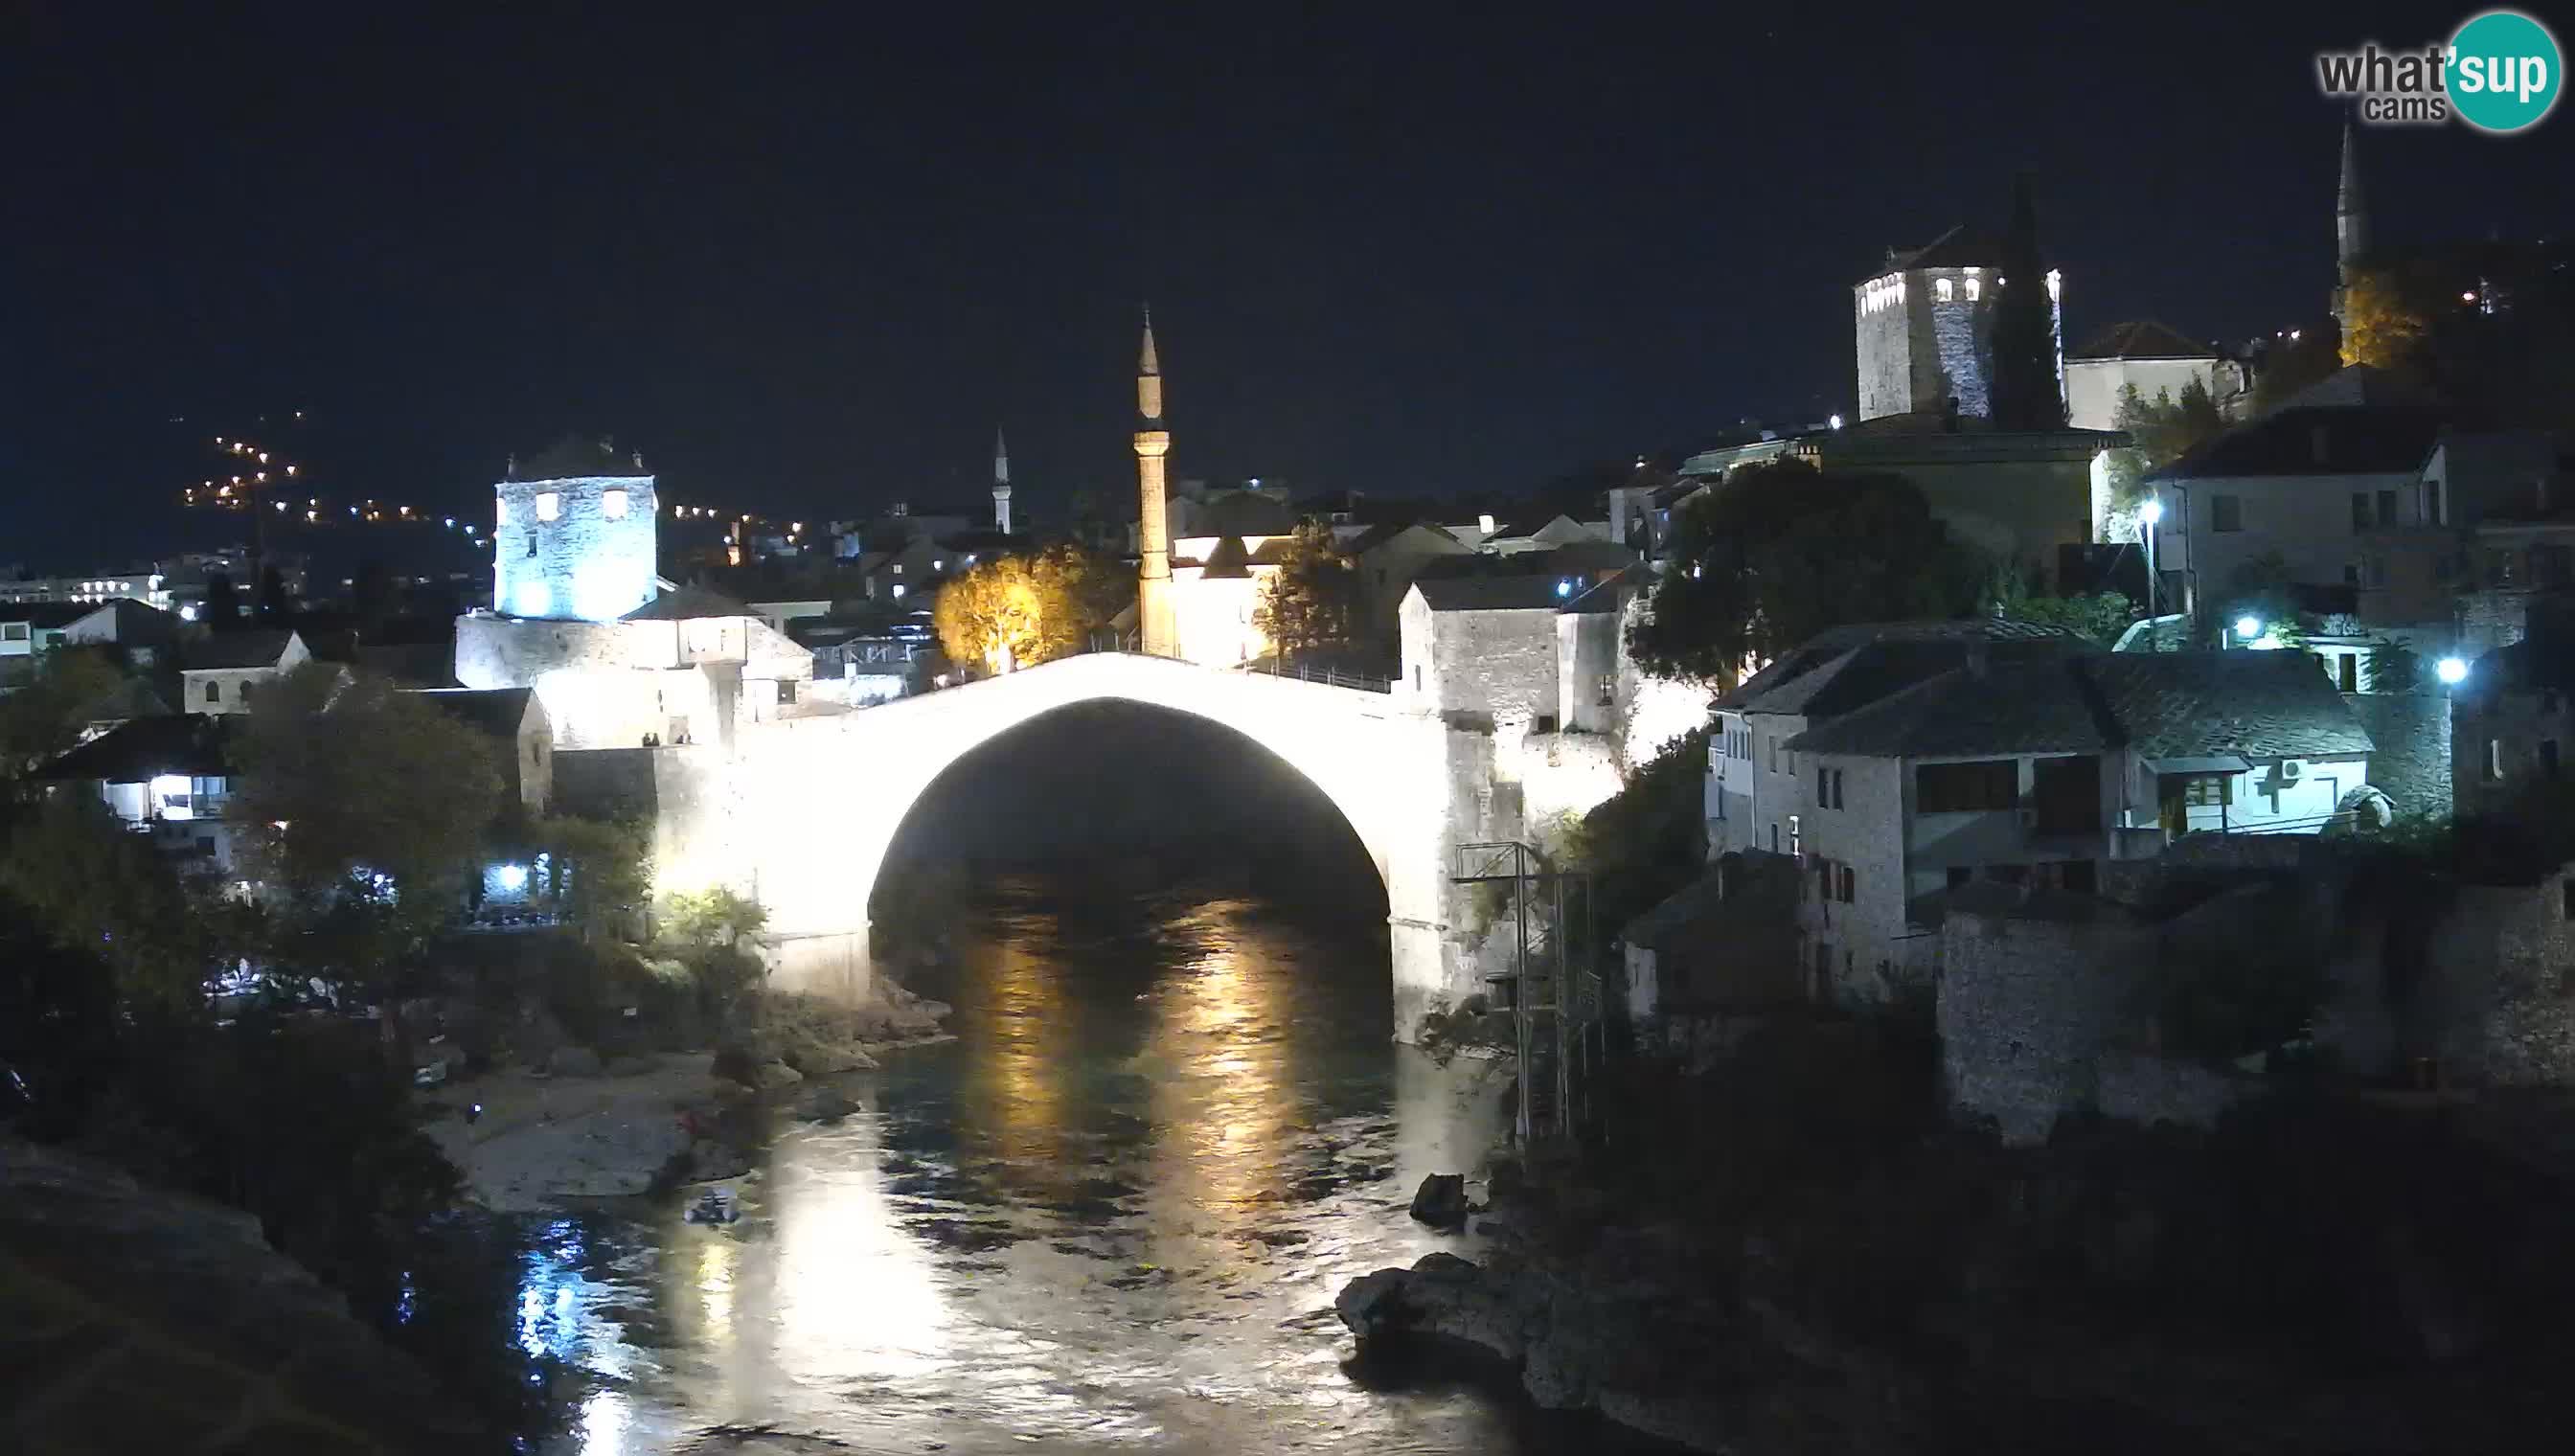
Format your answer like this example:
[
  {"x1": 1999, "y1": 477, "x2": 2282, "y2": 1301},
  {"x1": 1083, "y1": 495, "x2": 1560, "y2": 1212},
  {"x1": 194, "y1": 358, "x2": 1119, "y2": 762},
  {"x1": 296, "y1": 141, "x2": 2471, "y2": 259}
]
[{"x1": 6, "y1": 3, "x2": 2570, "y2": 570}]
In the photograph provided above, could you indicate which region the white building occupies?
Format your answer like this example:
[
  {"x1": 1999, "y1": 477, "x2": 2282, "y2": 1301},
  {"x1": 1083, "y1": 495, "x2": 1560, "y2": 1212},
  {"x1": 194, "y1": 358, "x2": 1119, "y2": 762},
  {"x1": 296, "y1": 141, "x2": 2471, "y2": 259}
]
[
  {"x1": 41, "y1": 715, "x2": 249, "y2": 875},
  {"x1": 1400, "y1": 575, "x2": 1571, "y2": 728},
  {"x1": 180, "y1": 629, "x2": 311, "y2": 715},
  {"x1": 1783, "y1": 648, "x2": 2374, "y2": 1004},
  {"x1": 2143, "y1": 368, "x2": 2448, "y2": 623},
  {"x1": 455, "y1": 585, "x2": 814, "y2": 751},
  {"x1": 2062, "y1": 320, "x2": 2225, "y2": 432},
  {"x1": 493, "y1": 437, "x2": 659, "y2": 624}
]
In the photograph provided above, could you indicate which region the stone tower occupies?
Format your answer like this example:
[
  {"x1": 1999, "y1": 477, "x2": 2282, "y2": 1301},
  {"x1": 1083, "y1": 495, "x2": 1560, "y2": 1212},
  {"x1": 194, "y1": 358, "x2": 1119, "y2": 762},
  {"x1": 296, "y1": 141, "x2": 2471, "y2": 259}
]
[
  {"x1": 991, "y1": 426, "x2": 1013, "y2": 535},
  {"x1": 2333, "y1": 120, "x2": 2371, "y2": 337},
  {"x1": 492, "y1": 434, "x2": 658, "y2": 622},
  {"x1": 1133, "y1": 310, "x2": 1177, "y2": 657}
]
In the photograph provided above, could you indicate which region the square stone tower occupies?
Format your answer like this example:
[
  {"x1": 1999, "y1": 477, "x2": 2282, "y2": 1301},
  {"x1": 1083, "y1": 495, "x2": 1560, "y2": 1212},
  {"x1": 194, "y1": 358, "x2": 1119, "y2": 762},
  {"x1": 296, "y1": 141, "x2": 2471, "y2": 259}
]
[
  {"x1": 493, "y1": 436, "x2": 659, "y2": 622},
  {"x1": 1854, "y1": 227, "x2": 2062, "y2": 422}
]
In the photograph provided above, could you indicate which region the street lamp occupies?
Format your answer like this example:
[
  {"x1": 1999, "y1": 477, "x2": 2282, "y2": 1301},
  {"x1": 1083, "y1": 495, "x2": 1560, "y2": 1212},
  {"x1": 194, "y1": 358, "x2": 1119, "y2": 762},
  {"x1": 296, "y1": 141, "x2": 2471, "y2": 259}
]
[
  {"x1": 2235, "y1": 615, "x2": 2264, "y2": 642},
  {"x1": 2436, "y1": 656, "x2": 2469, "y2": 686}
]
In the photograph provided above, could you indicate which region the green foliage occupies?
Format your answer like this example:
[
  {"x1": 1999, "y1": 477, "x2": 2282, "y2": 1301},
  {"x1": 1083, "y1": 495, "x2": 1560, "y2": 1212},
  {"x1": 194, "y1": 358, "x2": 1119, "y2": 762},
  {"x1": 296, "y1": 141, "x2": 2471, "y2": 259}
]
[
  {"x1": 2366, "y1": 635, "x2": 2427, "y2": 694},
  {"x1": 0, "y1": 648, "x2": 128, "y2": 797},
  {"x1": 536, "y1": 814, "x2": 651, "y2": 941},
  {"x1": 1564, "y1": 730, "x2": 1710, "y2": 934},
  {"x1": 232, "y1": 663, "x2": 504, "y2": 1012},
  {"x1": 1988, "y1": 176, "x2": 2065, "y2": 431},
  {"x1": 661, "y1": 885, "x2": 769, "y2": 949},
  {"x1": 0, "y1": 795, "x2": 234, "y2": 1012},
  {"x1": 1628, "y1": 460, "x2": 1984, "y2": 684},
  {"x1": 2102, "y1": 379, "x2": 2224, "y2": 516},
  {"x1": 1252, "y1": 520, "x2": 1358, "y2": 664},
  {"x1": 2218, "y1": 551, "x2": 2310, "y2": 648},
  {"x1": 1990, "y1": 580, "x2": 2138, "y2": 647}
]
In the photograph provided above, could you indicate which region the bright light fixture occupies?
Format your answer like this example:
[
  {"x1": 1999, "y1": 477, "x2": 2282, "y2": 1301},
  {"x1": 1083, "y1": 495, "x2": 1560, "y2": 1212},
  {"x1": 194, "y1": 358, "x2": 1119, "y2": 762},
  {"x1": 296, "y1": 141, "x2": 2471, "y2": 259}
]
[
  {"x1": 2436, "y1": 656, "x2": 2469, "y2": 686},
  {"x1": 2235, "y1": 616, "x2": 2263, "y2": 640},
  {"x1": 2139, "y1": 498, "x2": 2164, "y2": 526},
  {"x1": 496, "y1": 863, "x2": 529, "y2": 892}
]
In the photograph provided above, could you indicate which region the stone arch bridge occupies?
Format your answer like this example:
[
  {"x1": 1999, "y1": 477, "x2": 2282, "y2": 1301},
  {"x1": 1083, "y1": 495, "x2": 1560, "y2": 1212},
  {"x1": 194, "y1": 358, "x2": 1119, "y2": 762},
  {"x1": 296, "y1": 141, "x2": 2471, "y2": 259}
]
[{"x1": 691, "y1": 652, "x2": 1497, "y2": 1036}]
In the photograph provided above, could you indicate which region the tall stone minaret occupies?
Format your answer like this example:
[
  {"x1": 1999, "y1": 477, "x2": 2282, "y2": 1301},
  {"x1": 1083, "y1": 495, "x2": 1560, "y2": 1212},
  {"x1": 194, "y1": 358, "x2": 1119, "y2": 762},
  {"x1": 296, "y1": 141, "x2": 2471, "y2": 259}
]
[
  {"x1": 1133, "y1": 308, "x2": 1177, "y2": 657},
  {"x1": 991, "y1": 426, "x2": 1013, "y2": 535},
  {"x1": 2333, "y1": 120, "x2": 2371, "y2": 336}
]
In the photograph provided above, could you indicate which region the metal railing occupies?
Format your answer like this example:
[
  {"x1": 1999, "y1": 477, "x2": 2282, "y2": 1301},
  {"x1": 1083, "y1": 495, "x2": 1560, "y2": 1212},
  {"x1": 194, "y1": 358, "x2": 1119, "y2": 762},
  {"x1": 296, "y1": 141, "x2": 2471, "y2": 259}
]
[{"x1": 1247, "y1": 658, "x2": 1394, "y2": 693}]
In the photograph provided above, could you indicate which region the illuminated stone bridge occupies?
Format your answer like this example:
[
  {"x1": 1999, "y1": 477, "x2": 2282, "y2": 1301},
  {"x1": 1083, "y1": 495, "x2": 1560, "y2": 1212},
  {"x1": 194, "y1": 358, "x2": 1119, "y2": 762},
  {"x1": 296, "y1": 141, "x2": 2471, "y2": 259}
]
[{"x1": 702, "y1": 652, "x2": 1485, "y2": 1038}]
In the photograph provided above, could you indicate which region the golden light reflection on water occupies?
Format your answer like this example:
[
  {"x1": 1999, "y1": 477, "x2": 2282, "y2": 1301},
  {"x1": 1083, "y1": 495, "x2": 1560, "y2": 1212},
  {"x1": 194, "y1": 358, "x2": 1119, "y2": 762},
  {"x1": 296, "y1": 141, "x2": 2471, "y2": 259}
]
[{"x1": 1140, "y1": 928, "x2": 1305, "y2": 1254}]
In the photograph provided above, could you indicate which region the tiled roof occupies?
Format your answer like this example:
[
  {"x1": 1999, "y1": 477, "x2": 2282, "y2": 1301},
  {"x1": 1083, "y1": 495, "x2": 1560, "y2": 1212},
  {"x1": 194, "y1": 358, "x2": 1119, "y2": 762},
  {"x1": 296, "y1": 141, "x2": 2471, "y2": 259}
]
[
  {"x1": 0, "y1": 603, "x2": 92, "y2": 628},
  {"x1": 1786, "y1": 650, "x2": 2372, "y2": 760},
  {"x1": 42, "y1": 714, "x2": 239, "y2": 783},
  {"x1": 1198, "y1": 535, "x2": 1255, "y2": 580},
  {"x1": 2148, "y1": 404, "x2": 2447, "y2": 481},
  {"x1": 623, "y1": 586, "x2": 752, "y2": 622},
  {"x1": 2068, "y1": 320, "x2": 2219, "y2": 362},
  {"x1": 1413, "y1": 576, "x2": 1566, "y2": 612},
  {"x1": 1720, "y1": 619, "x2": 2095, "y2": 713},
  {"x1": 182, "y1": 629, "x2": 299, "y2": 671}
]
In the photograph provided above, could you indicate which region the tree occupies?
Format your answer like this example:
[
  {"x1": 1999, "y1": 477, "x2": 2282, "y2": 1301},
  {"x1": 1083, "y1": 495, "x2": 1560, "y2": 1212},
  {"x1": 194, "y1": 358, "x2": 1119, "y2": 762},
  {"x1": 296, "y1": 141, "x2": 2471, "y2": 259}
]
[
  {"x1": 231, "y1": 664, "x2": 502, "y2": 1043},
  {"x1": 932, "y1": 543, "x2": 1121, "y2": 676},
  {"x1": 2101, "y1": 380, "x2": 2225, "y2": 524},
  {"x1": 0, "y1": 648, "x2": 126, "y2": 797},
  {"x1": 1629, "y1": 460, "x2": 1984, "y2": 684},
  {"x1": 201, "y1": 571, "x2": 241, "y2": 630},
  {"x1": 1988, "y1": 174, "x2": 2065, "y2": 431},
  {"x1": 661, "y1": 886, "x2": 767, "y2": 949},
  {"x1": 1991, "y1": 582, "x2": 2138, "y2": 648},
  {"x1": 351, "y1": 558, "x2": 398, "y2": 639},
  {"x1": 0, "y1": 794, "x2": 219, "y2": 1012},
  {"x1": 1252, "y1": 521, "x2": 1357, "y2": 665},
  {"x1": 2339, "y1": 262, "x2": 2436, "y2": 372},
  {"x1": 256, "y1": 564, "x2": 292, "y2": 624},
  {"x1": 538, "y1": 815, "x2": 652, "y2": 944}
]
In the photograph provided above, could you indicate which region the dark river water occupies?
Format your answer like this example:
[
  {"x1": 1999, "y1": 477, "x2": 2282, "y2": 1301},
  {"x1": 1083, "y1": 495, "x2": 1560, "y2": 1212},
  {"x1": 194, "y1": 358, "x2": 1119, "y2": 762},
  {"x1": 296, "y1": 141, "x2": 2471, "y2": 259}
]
[{"x1": 394, "y1": 878, "x2": 1669, "y2": 1454}]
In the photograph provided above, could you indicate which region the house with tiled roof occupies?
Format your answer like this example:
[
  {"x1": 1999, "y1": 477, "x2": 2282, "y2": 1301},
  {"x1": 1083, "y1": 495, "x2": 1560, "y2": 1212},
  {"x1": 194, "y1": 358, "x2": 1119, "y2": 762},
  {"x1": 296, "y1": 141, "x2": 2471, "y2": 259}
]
[
  {"x1": 2062, "y1": 319, "x2": 2234, "y2": 434},
  {"x1": 1776, "y1": 648, "x2": 2372, "y2": 1004},
  {"x1": 1706, "y1": 619, "x2": 2099, "y2": 863}
]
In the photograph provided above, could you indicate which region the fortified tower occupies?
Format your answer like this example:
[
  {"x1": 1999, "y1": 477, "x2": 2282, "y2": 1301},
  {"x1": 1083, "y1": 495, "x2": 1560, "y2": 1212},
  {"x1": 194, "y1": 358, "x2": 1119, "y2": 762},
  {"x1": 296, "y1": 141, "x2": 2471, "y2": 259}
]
[
  {"x1": 1133, "y1": 310, "x2": 1177, "y2": 657},
  {"x1": 492, "y1": 435, "x2": 658, "y2": 623}
]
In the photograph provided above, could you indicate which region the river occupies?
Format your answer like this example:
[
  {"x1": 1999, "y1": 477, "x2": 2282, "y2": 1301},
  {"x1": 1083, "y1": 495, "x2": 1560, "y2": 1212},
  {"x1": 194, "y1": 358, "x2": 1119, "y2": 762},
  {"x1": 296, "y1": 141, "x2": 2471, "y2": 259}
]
[{"x1": 390, "y1": 876, "x2": 1671, "y2": 1454}]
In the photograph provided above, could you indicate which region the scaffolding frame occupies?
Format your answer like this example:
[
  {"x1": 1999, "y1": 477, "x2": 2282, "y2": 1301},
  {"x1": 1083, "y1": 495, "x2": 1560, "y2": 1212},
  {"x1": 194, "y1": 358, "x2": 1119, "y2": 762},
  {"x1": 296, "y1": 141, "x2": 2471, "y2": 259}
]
[{"x1": 1452, "y1": 841, "x2": 1594, "y2": 1145}]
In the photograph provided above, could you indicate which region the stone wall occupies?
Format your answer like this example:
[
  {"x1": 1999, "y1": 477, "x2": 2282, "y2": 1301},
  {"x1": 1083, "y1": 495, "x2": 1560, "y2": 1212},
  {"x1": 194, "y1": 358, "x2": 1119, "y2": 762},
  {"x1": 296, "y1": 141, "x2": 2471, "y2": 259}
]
[
  {"x1": 2451, "y1": 686, "x2": 2572, "y2": 822},
  {"x1": 1937, "y1": 898, "x2": 2150, "y2": 1145},
  {"x1": 2094, "y1": 1050, "x2": 2245, "y2": 1131},
  {"x1": 2342, "y1": 691, "x2": 2450, "y2": 818},
  {"x1": 492, "y1": 472, "x2": 658, "y2": 623},
  {"x1": 1429, "y1": 607, "x2": 1561, "y2": 728},
  {"x1": 2428, "y1": 876, "x2": 2575, "y2": 1085}
]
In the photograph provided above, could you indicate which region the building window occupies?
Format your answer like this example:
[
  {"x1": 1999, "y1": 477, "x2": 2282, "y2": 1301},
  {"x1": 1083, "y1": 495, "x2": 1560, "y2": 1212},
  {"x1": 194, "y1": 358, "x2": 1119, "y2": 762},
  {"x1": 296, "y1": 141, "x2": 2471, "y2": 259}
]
[
  {"x1": 2545, "y1": 739, "x2": 2562, "y2": 778},
  {"x1": 1832, "y1": 768, "x2": 1844, "y2": 808},
  {"x1": 1789, "y1": 813, "x2": 1800, "y2": 859},
  {"x1": 2427, "y1": 480, "x2": 2444, "y2": 524},
  {"x1": 1413, "y1": 666, "x2": 1422, "y2": 691},
  {"x1": 1935, "y1": 277, "x2": 1954, "y2": 302},
  {"x1": 526, "y1": 535, "x2": 537, "y2": 557},
  {"x1": 2162, "y1": 773, "x2": 2232, "y2": 807},
  {"x1": 204, "y1": 680, "x2": 220, "y2": 704},
  {"x1": 2487, "y1": 738, "x2": 2505, "y2": 782},
  {"x1": 1916, "y1": 760, "x2": 2017, "y2": 812},
  {"x1": 1964, "y1": 277, "x2": 1981, "y2": 302},
  {"x1": 1837, "y1": 864, "x2": 1855, "y2": 903},
  {"x1": 1769, "y1": 824, "x2": 1780, "y2": 853},
  {"x1": 2351, "y1": 492, "x2": 2372, "y2": 529},
  {"x1": 604, "y1": 489, "x2": 629, "y2": 520},
  {"x1": 496, "y1": 499, "x2": 509, "y2": 525},
  {"x1": 535, "y1": 491, "x2": 561, "y2": 522},
  {"x1": 2378, "y1": 489, "x2": 2398, "y2": 526},
  {"x1": 2211, "y1": 494, "x2": 2243, "y2": 533},
  {"x1": 1, "y1": 623, "x2": 24, "y2": 642}
]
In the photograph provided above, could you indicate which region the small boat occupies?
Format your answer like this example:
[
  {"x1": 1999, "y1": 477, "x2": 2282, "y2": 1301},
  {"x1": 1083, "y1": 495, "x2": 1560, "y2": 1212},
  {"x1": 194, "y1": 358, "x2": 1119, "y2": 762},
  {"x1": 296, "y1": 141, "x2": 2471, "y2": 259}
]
[{"x1": 684, "y1": 1187, "x2": 740, "y2": 1225}]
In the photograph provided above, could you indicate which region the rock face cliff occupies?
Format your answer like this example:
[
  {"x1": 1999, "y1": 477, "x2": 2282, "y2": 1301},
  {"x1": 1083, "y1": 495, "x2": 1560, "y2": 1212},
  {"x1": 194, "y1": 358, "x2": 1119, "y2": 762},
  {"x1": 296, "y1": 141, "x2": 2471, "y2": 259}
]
[{"x1": 1, "y1": 1137, "x2": 482, "y2": 1454}]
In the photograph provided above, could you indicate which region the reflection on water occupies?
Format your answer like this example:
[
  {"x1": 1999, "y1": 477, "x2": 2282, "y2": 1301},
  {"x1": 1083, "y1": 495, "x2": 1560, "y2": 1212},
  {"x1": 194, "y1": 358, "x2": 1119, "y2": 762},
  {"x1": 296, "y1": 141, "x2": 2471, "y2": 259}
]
[{"x1": 423, "y1": 878, "x2": 1654, "y2": 1454}]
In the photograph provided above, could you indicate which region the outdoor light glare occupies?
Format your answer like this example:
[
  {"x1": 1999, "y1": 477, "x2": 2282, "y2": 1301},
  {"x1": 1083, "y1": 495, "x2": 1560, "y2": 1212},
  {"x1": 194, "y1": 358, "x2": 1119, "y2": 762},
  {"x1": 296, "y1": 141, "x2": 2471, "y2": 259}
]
[
  {"x1": 2235, "y1": 616, "x2": 2263, "y2": 640},
  {"x1": 2139, "y1": 498, "x2": 2164, "y2": 525},
  {"x1": 2437, "y1": 656, "x2": 2469, "y2": 685},
  {"x1": 1829, "y1": 413, "x2": 1844, "y2": 430},
  {"x1": 496, "y1": 863, "x2": 529, "y2": 892}
]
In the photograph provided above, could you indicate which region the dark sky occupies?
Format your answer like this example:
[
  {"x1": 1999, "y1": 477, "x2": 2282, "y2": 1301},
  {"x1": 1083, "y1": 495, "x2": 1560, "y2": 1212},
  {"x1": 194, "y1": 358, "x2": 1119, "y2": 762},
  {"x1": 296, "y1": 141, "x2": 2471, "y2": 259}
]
[{"x1": 5, "y1": 3, "x2": 2569, "y2": 570}]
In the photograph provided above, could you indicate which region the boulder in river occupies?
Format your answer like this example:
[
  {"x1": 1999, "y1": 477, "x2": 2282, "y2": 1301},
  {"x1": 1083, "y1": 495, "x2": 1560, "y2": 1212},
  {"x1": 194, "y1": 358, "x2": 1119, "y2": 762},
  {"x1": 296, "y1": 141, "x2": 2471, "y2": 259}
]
[
  {"x1": 751, "y1": 1059, "x2": 804, "y2": 1091},
  {"x1": 780, "y1": 1034, "x2": 878, "y2": 1077},
  {"x1": 1408, "y1": 1172, "x2": 1470, "y2": 1226},
  {"x1": 795, "y1": 1086, "x2": 858, "y2": 1123}
]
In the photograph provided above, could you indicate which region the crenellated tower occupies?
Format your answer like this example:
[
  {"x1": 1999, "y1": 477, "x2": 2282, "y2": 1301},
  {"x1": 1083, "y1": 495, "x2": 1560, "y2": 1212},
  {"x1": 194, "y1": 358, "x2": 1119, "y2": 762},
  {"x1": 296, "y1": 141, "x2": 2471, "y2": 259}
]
[{"x1": 1133, "y1": 309, "x2": 1176, "y2": 656}]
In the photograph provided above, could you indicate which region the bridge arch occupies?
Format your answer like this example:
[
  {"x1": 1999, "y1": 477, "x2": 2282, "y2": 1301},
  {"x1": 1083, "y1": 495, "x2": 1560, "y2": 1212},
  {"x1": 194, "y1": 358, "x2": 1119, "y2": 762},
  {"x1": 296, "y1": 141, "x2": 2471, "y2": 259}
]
[{"x1": 718, "y1": 654, "x2": 1457, "y2": 1035}]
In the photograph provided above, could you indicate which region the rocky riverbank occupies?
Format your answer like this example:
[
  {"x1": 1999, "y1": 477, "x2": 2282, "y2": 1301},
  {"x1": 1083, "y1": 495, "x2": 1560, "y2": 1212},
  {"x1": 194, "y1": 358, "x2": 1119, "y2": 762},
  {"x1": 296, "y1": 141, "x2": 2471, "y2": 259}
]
[
  {"x1": 1337, "y1": 1023, "x2": 2575, "y2": 1452},
  {"x1": 421, "y1": 980, "x2": 951, "y2": 1213}
]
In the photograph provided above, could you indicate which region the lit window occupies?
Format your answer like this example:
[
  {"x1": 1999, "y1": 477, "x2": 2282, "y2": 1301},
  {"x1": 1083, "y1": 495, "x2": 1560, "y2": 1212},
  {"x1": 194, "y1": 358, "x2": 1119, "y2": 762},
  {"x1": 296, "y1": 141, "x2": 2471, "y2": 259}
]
[
  {"x1": 892, "y1": 583, "x2": 907, "y2": 600},
  {"x1": 603, "y1": 489, "x2": 629, "y2": 520},
  {"x1": 1935, "y1": 278, "x2": 1954, "y2": 302},
  {"x1": 934, "y1": 559, "x2": 945, "y2": 571},
  {"x1": 1965, "y1": 278, "x2": 1981, "y2": 302},
  {"x1": 535, "y1": 491, "x2": 561, "y2": 522}
]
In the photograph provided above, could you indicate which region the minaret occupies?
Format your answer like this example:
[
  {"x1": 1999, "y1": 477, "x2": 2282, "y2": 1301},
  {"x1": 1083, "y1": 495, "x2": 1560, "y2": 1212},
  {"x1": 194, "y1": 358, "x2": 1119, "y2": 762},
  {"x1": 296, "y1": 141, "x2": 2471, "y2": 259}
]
[
  {"x1": 991, "y1": 426, "x2": 1013, "y2": 535},
  {"x1": 1133, "y1": 308, "x2": 1177, "y2": 657},
  {"x1": 2334, "y1": 120, "x2": 2370, "y2": 335}
]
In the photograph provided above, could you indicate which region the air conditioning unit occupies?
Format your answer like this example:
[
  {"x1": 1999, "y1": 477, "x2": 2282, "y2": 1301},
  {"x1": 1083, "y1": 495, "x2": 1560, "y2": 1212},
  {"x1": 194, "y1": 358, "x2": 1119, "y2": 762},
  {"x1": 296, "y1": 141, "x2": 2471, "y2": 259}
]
[{"x1": 2278, "y1": 760, "x2": 2302, "y2": 782}]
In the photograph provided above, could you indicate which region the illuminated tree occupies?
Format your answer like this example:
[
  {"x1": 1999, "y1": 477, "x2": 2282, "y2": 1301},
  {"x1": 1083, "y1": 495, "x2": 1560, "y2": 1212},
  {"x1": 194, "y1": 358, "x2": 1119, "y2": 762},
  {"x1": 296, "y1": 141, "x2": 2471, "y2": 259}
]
[
  {"x1": 536, "y1": 815, "x2": 652, "y2": 944},
  {"x1": 2340, "y1": 265, "x2": 2434, "y2": 370},
  {"x1": 932, "y1": 543, "x2": 1122, "y2": 676},
  {"x1": 1252, "y1": 522, "x2": 1357, "y2": 666},
  {"x1": 2101, "y1": 378, "x2": 2224, "y2": 516}
]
